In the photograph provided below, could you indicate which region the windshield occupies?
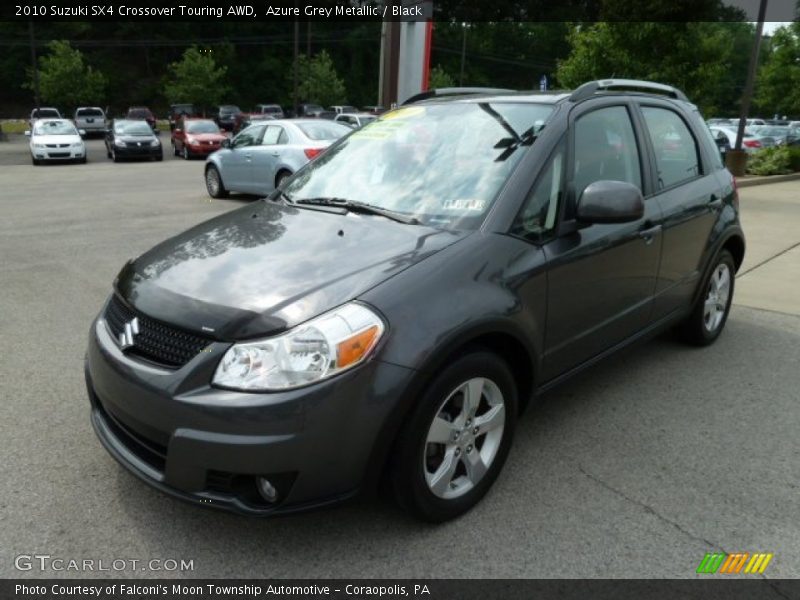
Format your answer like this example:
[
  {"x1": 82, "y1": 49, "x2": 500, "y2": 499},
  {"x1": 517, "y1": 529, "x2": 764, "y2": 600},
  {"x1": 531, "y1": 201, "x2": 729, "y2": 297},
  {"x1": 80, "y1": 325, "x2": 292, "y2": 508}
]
[
  {"x1": 34, "y1": 120, "x2": 77, "y2": 136},
  {"x1": 283, "y1": 102, "x2": 553, "y2": 230},
  {"x1": 296, "y1": 121, "x2": 351, "y2": 141},
  {"x1": 114, "y1": 121, "x2": 152, "y2": 135},
  {"x1": 185, "y1": 120, "x2": 221, "y2": 134}
]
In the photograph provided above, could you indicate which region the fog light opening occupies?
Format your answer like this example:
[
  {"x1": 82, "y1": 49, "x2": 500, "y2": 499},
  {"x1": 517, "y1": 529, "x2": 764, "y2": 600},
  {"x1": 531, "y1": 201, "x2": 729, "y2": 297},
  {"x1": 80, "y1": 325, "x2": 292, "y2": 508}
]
[{"x1": 256, "y1": 477, "x2": 279, "y2": 503}]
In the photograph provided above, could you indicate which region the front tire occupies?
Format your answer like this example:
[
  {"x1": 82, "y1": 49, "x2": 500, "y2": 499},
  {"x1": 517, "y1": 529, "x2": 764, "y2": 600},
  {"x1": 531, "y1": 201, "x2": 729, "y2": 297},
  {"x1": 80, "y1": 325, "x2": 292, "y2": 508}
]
[
  {"x1": 390, "y1": 350, "x2": 517, "y2": 522},
  {"x1": 205, "y1": 164, "x2": 228, "y2": 198},
  {"x1": 678, "y1": 250, "x2": 735, "y2": 346},
  {"x1": 182, "y1": 146, "x2": 190, "y2": 160}
]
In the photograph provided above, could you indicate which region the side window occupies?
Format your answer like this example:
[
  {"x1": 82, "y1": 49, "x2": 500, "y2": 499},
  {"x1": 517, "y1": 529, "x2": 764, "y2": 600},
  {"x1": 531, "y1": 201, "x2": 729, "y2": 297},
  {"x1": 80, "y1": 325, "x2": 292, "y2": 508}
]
[
  {"x1": 511, "y1": 141, "x2": 565, "y2": 240},
  {"x1": 232, "y1": 125, "x2": 265, "y2": 148},
  {"x1": 641, "y1": 107, "x2": 702, "y2": 188},
  {"x1": 573, "y1": 106, "x2": 642, "y2": 198},
  {"x1": 262, "y1": 126, "x2": 284, "y2": 145}
]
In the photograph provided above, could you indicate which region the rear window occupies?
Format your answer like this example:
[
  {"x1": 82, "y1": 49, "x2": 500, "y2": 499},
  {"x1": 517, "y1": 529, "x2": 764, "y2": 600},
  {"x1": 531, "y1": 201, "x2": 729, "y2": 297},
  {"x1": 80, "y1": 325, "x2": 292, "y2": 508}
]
[
  {"x1": 33, "y1": 109, "x2": 60, "y2": 118},
  {"x1": 76, "y1": 108, "x2": 103, "y2": 117},
  {"x1": 692, "y1": 111, "x2": 724, "y2": 170},
  {"x1": 641, "y1": 107, "x2": 702, "y2": 188},
  {"x1": 296, "y1": 121, "x2": 351, "y2": 141}
]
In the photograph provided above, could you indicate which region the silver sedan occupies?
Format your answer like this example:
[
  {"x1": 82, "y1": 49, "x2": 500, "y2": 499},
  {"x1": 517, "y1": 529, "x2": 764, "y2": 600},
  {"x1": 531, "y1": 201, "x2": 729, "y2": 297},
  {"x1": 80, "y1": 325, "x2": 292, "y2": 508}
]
[{"x1": 204, "y1": 119, "x2": 351, "y2": 198}]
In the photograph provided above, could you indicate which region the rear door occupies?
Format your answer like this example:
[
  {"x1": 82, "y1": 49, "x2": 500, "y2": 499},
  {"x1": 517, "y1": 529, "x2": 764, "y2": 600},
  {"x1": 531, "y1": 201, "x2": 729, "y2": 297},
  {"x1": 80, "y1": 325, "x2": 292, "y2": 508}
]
[
  {"x1": 541, "y1": 100, "x2": 663, "y2": 380},
  {"x1": 635, "y1": 102, "x2": 722, "y2": 320}
]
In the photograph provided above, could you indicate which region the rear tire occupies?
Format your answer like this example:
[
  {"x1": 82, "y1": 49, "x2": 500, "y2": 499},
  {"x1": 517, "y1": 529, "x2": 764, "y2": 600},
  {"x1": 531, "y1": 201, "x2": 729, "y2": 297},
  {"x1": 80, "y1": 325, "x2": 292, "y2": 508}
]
[
  {"x1": 390, "y1": 350, "x2": 517, "y2": 522},
  {"x1": 173, "y1": 142, "x2": 179, "y2": 157},
  {"x1": 677, "y1": 250, "x2": 735, "y2": 346},
  {"x1": 205, "y1": 164, "x2": 228, "y2": 198}
]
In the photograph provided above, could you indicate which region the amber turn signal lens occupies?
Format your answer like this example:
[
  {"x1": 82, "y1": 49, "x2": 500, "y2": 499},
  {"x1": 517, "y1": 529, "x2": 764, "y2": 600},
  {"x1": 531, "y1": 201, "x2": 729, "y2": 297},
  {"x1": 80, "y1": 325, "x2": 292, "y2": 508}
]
[{"x1": 337, "y1": 325, "x2": 380, "y2": 368}]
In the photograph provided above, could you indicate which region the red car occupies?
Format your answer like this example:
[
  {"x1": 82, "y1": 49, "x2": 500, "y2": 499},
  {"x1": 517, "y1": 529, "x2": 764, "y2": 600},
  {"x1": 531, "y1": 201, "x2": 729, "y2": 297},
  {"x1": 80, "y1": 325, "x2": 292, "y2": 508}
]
[
  {"x1": 127, "y1": 106, "x2": 157, "y2": 131},
  {"x1": 171, "y1": 117, "x2": 227, "y2": 159}
]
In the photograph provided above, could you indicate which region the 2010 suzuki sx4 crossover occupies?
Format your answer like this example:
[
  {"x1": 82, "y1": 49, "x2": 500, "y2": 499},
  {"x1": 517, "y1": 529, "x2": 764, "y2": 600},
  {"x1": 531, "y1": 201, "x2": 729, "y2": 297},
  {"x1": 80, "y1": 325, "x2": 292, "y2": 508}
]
[{"x1": 86, "y1": 80, "x2": 745, "y2": 522}]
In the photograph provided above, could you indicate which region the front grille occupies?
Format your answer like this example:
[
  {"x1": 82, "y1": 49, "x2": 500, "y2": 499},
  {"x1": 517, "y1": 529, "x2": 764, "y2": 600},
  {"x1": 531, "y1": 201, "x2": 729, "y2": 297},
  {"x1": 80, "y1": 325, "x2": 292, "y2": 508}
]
[
  {"x1": 104, "y1": 294, "x2": 212, "y2": 368},
  {"x1": 47, "y1": 152, "x2": 70, "y2": 158},
  {"x1": 45, "y1": 143, "x2": 69, "y2": 148}
]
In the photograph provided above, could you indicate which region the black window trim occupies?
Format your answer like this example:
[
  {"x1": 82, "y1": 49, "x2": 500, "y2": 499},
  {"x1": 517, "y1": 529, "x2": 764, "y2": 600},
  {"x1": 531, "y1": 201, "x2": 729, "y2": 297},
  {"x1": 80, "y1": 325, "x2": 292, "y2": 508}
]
[{"x1": 507, "y1": 136, "x2": 567, "y2": 245}]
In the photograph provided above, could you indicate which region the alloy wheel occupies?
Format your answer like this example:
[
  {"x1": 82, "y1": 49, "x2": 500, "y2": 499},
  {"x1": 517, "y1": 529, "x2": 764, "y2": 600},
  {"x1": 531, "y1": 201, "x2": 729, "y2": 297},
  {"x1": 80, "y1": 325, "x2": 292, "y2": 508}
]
[
  {"x1": 206, "y1": 168, "x2": 220, "y2": 196},
  {"x1": 423, "y1": 377, "x2": 506, "y2": 500},
  {"x1": 703, "y1": 263, "x2": 731, "y2": 332}
]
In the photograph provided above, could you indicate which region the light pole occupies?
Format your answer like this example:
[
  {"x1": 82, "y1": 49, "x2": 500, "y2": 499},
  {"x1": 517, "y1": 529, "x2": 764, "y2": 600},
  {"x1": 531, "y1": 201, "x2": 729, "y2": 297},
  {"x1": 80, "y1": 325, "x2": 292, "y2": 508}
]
[
  {"x1": 29, "y1": 21, "x2": 40, "y2": 110},
  {"x1": 728, "y1": 0, "x2": 768, "y2": 175}
]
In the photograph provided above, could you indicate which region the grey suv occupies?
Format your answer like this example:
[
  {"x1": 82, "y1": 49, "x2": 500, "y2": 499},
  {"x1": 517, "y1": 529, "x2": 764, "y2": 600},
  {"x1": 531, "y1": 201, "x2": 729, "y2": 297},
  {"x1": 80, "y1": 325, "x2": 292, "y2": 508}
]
[{"x1": 85, "y1": 79, "x2": 744, "y2": 522}]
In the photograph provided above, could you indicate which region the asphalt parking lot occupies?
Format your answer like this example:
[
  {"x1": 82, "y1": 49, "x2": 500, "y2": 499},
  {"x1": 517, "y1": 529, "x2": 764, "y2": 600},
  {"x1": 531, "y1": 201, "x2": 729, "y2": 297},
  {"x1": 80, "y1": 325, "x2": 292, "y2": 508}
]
[{"x1": 1, "y1": 135, "x2": 798, "y2": 581}]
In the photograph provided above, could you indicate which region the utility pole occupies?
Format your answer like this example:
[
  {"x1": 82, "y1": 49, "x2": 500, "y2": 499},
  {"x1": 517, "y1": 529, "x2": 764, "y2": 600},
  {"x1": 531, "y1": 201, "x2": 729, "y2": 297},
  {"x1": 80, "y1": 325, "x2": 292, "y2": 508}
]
[
  {"x1": 307, "y1": 22, "x2": 311, "y2": 57},
  {"x1": 459, "y1": 24, "x2": 467, "y2": 86},
  {"x1": 293, "y1": 16, "x2": 299, "y2": 116},
  {"x1": 735, "y1": 0, "x2": 768, "y2": 152},
  {"x1": 29, "y1": 21, "x2": 40, "y2": 110}
]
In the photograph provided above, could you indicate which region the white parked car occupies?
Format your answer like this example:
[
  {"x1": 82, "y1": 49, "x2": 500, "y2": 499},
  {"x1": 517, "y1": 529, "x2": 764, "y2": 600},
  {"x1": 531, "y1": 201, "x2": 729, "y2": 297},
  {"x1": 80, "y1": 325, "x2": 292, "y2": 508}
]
[
  {"x1": 709, "y1": 126, "x2": 771, "y2": 154},
  {"x1": 26, "y1": 119, "x2": 87, "y2": 165},
  {"x1": 29, "y1": 107, "x2": 61, "y2": 128}
]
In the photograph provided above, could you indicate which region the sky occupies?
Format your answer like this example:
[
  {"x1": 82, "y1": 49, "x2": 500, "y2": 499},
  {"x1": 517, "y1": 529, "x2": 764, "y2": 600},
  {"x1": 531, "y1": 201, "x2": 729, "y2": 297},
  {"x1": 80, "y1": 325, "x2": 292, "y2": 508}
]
[{"x1": 762, "y1": 22, "x2": 792, "y2": 35}]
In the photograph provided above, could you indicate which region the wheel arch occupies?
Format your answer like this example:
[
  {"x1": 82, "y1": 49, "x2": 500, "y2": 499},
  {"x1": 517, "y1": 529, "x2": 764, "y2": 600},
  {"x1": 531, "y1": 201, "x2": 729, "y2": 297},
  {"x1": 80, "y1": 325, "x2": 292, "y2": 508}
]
[{"x1": 364, "y1": 323, "x2": 539, "y2": 495}]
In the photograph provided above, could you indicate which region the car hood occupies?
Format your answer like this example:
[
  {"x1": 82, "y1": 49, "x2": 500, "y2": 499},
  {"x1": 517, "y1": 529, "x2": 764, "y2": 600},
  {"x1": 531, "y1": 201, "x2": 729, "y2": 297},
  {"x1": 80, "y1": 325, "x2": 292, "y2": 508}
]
[
  {"x1": 186, "y1": 133, "x2": 226, "y2": 142},
  {"x1": 32, "y1": 134, "x2": 82, "y2": 145},
  {"x1": 116, "y1": 201, "x2": 467, "y2": 340},
  {"x1": 119, "y1": 135, "x2": 157, "y2": 143}
]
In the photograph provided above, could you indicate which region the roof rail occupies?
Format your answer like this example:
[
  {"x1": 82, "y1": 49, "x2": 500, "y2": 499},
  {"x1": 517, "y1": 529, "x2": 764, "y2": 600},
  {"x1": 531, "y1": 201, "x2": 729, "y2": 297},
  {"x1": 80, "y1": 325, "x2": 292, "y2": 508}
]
[
  {"x1": 569, "y1": 79, "x2": 688, "y2": 102},
  {"x1": 403, "y1": 87, "x2": 515, "y2": 105}
]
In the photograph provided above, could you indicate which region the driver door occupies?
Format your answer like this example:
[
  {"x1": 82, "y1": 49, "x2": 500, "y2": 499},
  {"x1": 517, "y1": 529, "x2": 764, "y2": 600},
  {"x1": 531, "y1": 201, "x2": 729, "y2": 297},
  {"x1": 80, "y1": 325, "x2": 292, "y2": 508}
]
[
  {"x1": 541, "y1": 102, "x2": 663, "y2": 380},
  {"x1": 219, "y1": 124, "x2": 266, "y2": 192}
]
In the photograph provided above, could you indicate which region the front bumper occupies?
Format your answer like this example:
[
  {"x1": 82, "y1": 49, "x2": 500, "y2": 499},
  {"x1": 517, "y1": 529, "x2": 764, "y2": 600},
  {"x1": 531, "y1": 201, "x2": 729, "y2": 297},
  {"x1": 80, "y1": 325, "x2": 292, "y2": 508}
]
[
  {"x1": 85, "y1": 312, "x2": 414, "y2": 515},
  {"x1": 114, "y1": 144, "x2": 162, "y2": 159},
  {"x1": 33, "y1": 147, "x2": 85, "y2": 160},
  {"x1": 186, "y1": 142, "x2": 222, "y2": 156}
]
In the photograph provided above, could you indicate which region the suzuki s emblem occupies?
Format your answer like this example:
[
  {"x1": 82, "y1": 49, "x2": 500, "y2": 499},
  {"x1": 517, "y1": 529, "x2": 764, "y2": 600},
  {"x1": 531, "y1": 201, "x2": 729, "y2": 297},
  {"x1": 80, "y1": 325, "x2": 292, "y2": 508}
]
[{"x1": 119, "y1": 317, "x2": 140, "y2": 350}]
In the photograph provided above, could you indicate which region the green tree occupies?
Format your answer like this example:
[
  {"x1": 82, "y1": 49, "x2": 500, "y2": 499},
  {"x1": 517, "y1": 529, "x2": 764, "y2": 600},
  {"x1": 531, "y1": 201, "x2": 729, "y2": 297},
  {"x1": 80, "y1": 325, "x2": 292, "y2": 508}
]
[
  {"x1": 294, "y1": 50, "x2": 346, "y2": 106},
  {"x1": 163, "y1": 46, "x2": 228, "y2": 112},
  {"x1": 27, "y1": 40, "x2": 106, "y2": 108},
  {"x1": 428, "y1": 65, "x2": 455, "y2": 90},
  {"x1": 556, "y1": 22, "x2": 754, "y2": 116},
  {"x1": 756, "y1": 23, "x2": 800, "y2": 117}
]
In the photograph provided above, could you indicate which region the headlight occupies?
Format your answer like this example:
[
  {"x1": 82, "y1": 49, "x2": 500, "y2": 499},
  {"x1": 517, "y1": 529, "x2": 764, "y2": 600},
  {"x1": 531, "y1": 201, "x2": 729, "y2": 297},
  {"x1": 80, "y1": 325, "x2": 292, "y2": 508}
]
[
  {"x1": 33, "y1": 143, "x2": 45, "y2": 148},
  {"x1": 213, "y1": 302, "x2": 385, "y2": 391},
  {"x1": 150, "y1": 139, "x2": 160, "y2": 147},
  {"x1": 114, "y1": 139, "x2": 126, "y2": 147},
  {"x1": 72, "y1": 142, "x2": 83, "y2": 148},
  {"x1": 186, "y1": 136, "x2": 197, "y2": 145}
]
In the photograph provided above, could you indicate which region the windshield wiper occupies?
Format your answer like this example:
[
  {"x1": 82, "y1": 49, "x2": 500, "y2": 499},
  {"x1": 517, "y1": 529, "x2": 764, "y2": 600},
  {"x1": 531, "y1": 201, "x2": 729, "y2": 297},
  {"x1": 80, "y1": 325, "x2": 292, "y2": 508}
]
[{"x1": 294, "y1": 197, "x2": 419, "y2": 225}]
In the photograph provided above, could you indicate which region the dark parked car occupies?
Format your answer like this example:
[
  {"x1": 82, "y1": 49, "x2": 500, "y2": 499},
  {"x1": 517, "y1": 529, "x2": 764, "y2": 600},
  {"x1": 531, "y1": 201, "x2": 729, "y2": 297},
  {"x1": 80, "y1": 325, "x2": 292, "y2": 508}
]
[
  {"x1": 127, "y1": 106, "x2": 157, "y2": 131},
  {"x1": 254, "y1": 104, "x2": 285, "y2": 119},
  {"x1": 104, "y1": 119, "x2": 163, "y2": 162},
  {"x1": 168, "y1": 104, "x2": 196, "y2": 131},
  {"x1": 215, "y1": 105, "x2": 242, "y2": 131},
  {"x1": 86, "y1": 79, "x2": 745, "y2": 522},
  {"x1": 296, "y1": 103, "x2": 325, "y2": 117}
]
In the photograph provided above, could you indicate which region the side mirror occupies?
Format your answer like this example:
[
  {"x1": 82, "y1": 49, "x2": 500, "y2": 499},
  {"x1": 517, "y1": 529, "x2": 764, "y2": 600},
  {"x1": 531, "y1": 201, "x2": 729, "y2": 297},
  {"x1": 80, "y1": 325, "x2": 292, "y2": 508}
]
[
  {"x1": 78, "y1": 129, "x2": 86, "y2": 136},
  {"x1": 577, "y1": 180, "x2": 644, "y2": 224},
  {"x1": 221, "y1": 138, "x2": 231, "y2": 149},
  {"x1": 24, "y1": 130, "x2": 31, "y2": 137}
]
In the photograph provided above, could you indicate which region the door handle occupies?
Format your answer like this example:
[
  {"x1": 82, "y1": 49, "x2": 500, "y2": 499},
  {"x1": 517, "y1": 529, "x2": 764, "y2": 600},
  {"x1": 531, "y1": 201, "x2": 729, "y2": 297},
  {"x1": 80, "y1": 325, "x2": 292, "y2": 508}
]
[
  {"x1": 638, "y1": 224, "x2": 662, "y2": 244},
  {"x1": 270, "y1": 152, "x2": 280, "y2": 157},
  {"x1": 244, "y1": 153, "x2": 252, "y2": 160}
]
